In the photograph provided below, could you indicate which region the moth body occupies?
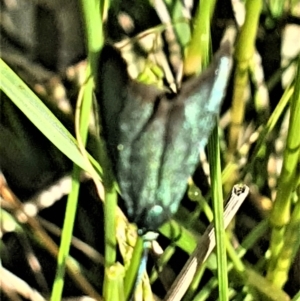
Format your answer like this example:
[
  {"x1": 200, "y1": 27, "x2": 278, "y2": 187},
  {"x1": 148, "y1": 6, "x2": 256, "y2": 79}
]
[{"x1": 97, "y1": 43, "x2": 232, "y2": 232}]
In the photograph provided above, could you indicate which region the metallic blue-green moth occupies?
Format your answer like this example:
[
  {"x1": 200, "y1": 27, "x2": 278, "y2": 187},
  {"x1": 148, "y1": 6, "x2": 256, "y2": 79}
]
[{"x1": 97, "y1": 43, "x2": 232, "y2": 233}]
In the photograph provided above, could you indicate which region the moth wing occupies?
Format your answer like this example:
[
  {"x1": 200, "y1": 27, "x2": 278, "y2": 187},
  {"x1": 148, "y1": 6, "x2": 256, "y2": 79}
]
[
  {"x1": 116, "y1": 83, "x2": 164, "y2": 222},
  {"x1": 97, "y1": 45, "x2": 164, "y2": 224},
  {"x1": 157, "y1": 44, "x2": 233, "y2": 216},
  {"x1": 97, "y1": 43, "x2": 232, "y2": 231},
  {"x1": 96, "y1": 44, "x2": 128, "y2": 165}
]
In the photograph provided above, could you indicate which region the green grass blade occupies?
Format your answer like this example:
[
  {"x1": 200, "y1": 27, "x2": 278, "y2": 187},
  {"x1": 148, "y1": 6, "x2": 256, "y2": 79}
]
[
  {"x1": 103, "y1": 263, "x2": 125, "y2": 301},
  {"x1": 0, "y1": 59, "x2": 89, "y2": 172},
  {"x1": 208, "y1": 125, "x2": 228, "y2": 301},
  {"x1": 80, "y1": 0, "x2": 104, "y2": 77},
  {"x1": 292, "y1": 290, "x2": 300, "y2": 301},
  {"x1": 183, "y1": 0, "x2": 216, "y2": 76},
  {"x1": 51, "y1": 60, "x2": 96, "y2": 300},
  {"x1": 267, "y1": 54, "x2": 300, "y2": 287},
  {"x1": 269, "y1": 55, "x2": 300, "y2": 227},
  {"x1": 229, "y1": 0, "x2": 262, "y2": 157},
  {"x1": 124, "y1": 236, "x2": 144, "y2": 300},
  {"x1": 80, "y1": 0, "x2": 119, "y2": 298},
  {"x1": 50, "y1": 166, "x2": 81, "y2": 301}
]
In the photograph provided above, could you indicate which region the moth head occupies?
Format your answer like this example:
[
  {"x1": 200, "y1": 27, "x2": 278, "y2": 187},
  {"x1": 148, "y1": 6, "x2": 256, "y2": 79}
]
[{"x1": 132, "y1": 204, "x2": 171, "y2": 234}]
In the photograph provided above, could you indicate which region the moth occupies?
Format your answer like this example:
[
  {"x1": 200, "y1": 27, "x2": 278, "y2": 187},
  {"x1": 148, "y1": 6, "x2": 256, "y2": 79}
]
[{"x1": 96, "y1": 43, "x2": 232, "y2": 234}]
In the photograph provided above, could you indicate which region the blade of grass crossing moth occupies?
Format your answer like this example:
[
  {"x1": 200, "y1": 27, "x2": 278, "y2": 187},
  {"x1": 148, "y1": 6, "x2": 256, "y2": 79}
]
[{"x1": 80, "y1": 0, "x2": 119, "y2": 298}]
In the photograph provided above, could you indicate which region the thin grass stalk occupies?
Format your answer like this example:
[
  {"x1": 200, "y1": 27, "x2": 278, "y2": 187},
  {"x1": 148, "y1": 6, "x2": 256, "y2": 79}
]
[
  {"x1": 80, "y1": 0, "x2": 103, "y2": 78},
  {"x1": 103, "y1": 186, "x2": 118, "y2": 256},
  {"x1": 149, "y1": 244, "x2": 176, "y2": 284},
  {"x1": 228, "y1": 0, "x2": 262, "y2": 158},
  {"x1": 163, "y1": 0, "x2": 191, "y2": 48},
  {"x1": 225, "y1": 238, "x2": 244, "y2": 274},
  {"x1": 267, "y1": 54, "x2": 300, "y2": 284},
  {"x1": 124, "y1": 236, "x2": 144, "y2": 300},
  {"x1": 183, "y1": 263, "x2": 206, "y2": 301},
  {"x1": 50, "y1": 166, "x2": 81, "y2": 301},
  {"x1": 183, "y1": 0, "x2": 216, "y2": 76},
  {"x1": 50, "y1": 33, "x2": 100, "y2": 299},
  {"x1": 268, "y1": 0, "x2": 285, "y2": 19},
  {"x1": 243, "y1": 84, "x2": 293, "y2": 177},
  {"x1": 103, "y1": 263, "x2": 125, "y2": 301},
  {"x1": 269, "y1": 197, "x2": 300, "y2": 288},
  {"x1": 244, "y1": 268, "x2": 291, "y2": 301},
  {"x1": 80, "y1": 0, "x2": 120, "y2": 297},
  {"x1": 269, "y1": 56, "x2": 300, "y2": 227},
  {"x1": 103, "y1": 177, "x2": 118, "y2": 299},
  {"x1": 192, "y1": 275, "x2": 216, "y2": 301},
  {"x1": 187, "y1": 180, "x2": 214, "y2": 224},
  {"x1": 184, "y1": 181, "x2": 228, "y2": 301},
  {"x1": 159, "y1": 219, "x2": 197, "y2": 254},
  {"x1": 208, "y1": 125, "x2": 228, "y2": 301}
]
